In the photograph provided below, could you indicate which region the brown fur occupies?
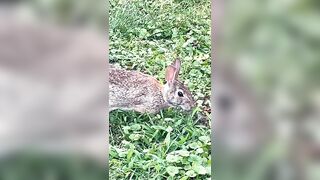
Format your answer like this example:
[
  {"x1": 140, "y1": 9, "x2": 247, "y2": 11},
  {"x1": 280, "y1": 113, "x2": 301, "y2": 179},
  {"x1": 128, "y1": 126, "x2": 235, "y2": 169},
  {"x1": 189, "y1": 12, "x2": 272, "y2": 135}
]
[{"x1": 109, "y1": 59, "x2": 195, "y2": 114}]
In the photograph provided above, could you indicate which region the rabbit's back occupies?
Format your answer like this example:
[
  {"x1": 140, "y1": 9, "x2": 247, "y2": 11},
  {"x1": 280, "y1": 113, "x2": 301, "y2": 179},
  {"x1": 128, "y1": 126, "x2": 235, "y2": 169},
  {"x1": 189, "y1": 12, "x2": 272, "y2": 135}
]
[{"x1": 109, "y1": 67, "x2": 167, "y2": 113}]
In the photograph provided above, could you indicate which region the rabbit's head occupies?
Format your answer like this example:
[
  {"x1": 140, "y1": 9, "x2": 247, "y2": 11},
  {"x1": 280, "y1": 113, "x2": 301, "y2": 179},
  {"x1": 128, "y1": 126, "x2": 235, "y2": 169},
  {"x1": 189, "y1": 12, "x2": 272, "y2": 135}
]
[{"x1": 163, "y1": 59, "x2": 195, "y2": 111}]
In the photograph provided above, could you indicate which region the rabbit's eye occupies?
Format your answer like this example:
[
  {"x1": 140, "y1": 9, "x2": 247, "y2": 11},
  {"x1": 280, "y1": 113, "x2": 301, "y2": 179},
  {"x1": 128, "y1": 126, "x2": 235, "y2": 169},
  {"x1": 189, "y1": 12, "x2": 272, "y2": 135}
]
[{"x1": 178, "y1": 91, "x2": 184, "y2": 97}]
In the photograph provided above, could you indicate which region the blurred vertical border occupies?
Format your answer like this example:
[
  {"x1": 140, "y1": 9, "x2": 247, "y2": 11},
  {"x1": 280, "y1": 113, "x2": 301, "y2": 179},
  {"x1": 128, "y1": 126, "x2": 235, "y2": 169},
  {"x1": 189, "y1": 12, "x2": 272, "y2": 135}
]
[
  {"x1": 213, "y1": 0, "x2": 320, "y2": 180},
  {"x1": 0, "y1": 0, "x2": 108, "y2": 179}
]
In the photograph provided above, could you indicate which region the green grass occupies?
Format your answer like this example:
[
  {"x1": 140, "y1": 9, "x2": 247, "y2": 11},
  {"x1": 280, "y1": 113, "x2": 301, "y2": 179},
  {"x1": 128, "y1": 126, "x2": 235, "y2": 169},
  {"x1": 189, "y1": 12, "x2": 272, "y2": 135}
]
[{"x1": 109, "y1": 0, "x2": 211, "y2": 179}]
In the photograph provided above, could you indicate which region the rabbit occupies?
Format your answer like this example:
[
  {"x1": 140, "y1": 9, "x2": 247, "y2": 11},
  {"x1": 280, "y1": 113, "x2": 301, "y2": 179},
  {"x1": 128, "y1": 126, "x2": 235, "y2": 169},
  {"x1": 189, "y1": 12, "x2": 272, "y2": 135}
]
[{"x1": 109, "y1": 59, "x2": 195, "y2": 114}]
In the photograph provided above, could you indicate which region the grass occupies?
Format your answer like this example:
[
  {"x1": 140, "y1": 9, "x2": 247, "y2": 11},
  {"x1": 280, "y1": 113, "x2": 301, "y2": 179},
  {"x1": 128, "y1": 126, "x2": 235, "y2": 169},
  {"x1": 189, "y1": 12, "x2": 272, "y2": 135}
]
[{"x1": 109, "y1": 0, "x2": 211, "y2": 179}]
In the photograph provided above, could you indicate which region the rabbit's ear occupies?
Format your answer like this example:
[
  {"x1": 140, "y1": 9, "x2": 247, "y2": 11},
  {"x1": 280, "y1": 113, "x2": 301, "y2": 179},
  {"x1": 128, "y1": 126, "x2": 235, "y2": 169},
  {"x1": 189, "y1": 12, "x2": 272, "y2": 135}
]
[
  {"x1": 172, "y1": 58, "x2": 181, "y2": 73},
  {"x1": 165, "y1": 65, "x2": 176, "y2": 83},
  {"x1": 166, "y1": 59, "x2": 181, "y2": 83}
]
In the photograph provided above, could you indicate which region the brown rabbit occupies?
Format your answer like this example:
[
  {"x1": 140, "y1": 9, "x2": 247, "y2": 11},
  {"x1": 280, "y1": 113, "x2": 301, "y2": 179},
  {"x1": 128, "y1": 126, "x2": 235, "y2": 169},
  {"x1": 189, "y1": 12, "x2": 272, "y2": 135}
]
[{"x1": 109, "y1": 59, "x2": 195, "y2": 113}]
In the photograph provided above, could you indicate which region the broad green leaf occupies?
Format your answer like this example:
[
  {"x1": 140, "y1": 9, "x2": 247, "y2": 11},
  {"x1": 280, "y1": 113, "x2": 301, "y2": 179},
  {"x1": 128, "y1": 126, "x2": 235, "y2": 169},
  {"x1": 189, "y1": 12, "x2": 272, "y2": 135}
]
[
  {"x1": 196, "y1": 148, "x2": 204, "y2": 154},
  {"x1": 129, "y1": 134, "x2": 141, "y2": 141},
  {"x1": 166, "y1": 166, "x2": 180, "y2": 176},
  {"x1": 175, "y1": 150, "x2": 190, "y2": 157},
  {"x1": 122, "y1": 126, "x2": 130, "y2": 134},
  {"x1": 130, "y1": 124, "x2": 141, "y2": 130},
  {"x1": 199, "y1": 136, "x2": 210, "y2": 144},
  {"x1": 186, "y1": 170, "x2": 197, "y2": 177},
  {"x1": 166, "y1": 154, "x2": 180, "y2": 163},
  {"x1": 194, "y1": 164, "x2": 207, "y2": 175},
  {"x1": 188, "y1": 142, "x2": 200, "y2": 149}
]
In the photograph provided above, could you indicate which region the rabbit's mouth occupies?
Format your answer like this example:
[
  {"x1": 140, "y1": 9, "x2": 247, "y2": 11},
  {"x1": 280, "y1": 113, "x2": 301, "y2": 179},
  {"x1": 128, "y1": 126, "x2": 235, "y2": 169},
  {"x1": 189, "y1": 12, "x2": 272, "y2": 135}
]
[
  {"x1": 180, "y1": 105, "x2": 193, "y2": 111},
  {"x1": 167, "y1": 99, "x2": 177, "y2": 106},
  {"x1": 166, "y1": 98, "x2": 194, "y2": 111},
  {"x1": 167, "y1": 99, "x2": 182, "y2": 108},
  {"x1": 168, "y1": 100, "x2": 192, "y2": 111}
]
